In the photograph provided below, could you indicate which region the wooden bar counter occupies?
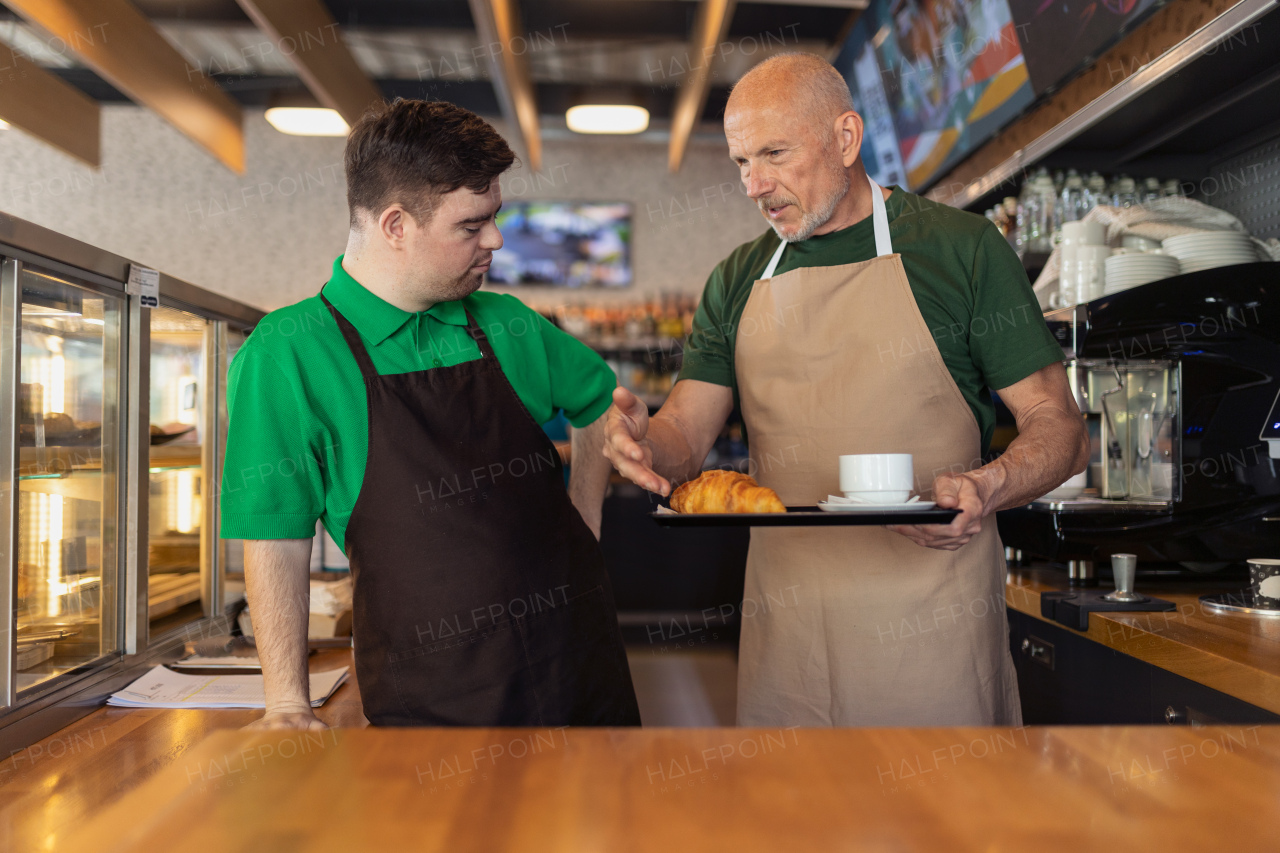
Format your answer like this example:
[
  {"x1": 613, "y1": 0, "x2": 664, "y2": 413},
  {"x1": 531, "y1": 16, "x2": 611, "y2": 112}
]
[
  {"x1": 23, "y1": 721, "x2": 1280, "y2": 851},
  {"x1": 0, "y1": 643, "x2": 1276, "y2": 851},
  {"x1": 1007, "y1": 568, "x2": 1280, "y2": 715},
  {"x1": 4, "y1": 582, "x2": 1280, "y2": 851}
]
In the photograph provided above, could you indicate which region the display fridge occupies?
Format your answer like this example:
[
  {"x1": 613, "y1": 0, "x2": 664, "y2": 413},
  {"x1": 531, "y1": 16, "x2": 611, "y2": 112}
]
[{"x1": 0, "y1": 216, "x2": 263, "y2": 746}]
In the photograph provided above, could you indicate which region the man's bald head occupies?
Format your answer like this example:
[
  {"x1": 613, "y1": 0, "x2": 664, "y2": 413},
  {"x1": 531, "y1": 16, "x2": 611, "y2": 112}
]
[
  {"x1": 724, "y1": 52, "x2": 866, "y2": 242},
  {"x1": 727, "y1": 52, "x2": 855, "y2": 136}
]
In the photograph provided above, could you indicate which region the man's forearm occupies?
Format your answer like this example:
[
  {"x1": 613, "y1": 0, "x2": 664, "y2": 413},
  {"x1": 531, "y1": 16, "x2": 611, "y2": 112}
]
[
  {"x1": 244, "y1": 539, "x2": 314, "y2": 712},
  {"x1": 971, "y1": 408, "x2": 1089, "y2": 513},
  {"x1": 569, "y1": 415, "x2": 611, "y2": 535}
]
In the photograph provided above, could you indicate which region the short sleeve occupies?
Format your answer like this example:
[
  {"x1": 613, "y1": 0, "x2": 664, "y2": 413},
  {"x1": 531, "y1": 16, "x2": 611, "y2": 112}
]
[
  {"x1": 538, "y1": 313, "x2": 617, "y2": 428},
  {"x1": 969, "y1": 223, "x2": 1064, "y2": 390},
  {"x1": 219, "y1": 345, "x2": 324, "y2": 539},
  {"x1": 677, "y1": 264, "x2": 735, "y2": 388}
]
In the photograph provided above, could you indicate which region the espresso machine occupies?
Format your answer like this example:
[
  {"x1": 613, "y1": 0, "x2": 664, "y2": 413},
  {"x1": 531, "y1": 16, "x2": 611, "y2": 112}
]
[{"x1": 997, "y1": 262, "x2": 1280, "y2": 579}]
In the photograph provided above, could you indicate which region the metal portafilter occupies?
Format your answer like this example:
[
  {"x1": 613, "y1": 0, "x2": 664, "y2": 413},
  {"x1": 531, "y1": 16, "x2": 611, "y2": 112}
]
[{"x1": 1103, "y1": 553, "x2": 1146, "y2": 603}]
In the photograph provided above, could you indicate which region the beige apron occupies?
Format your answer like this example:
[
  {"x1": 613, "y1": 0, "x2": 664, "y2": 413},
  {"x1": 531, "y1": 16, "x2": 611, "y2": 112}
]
[{"x1": 733, "y1": 175, "x2": 1021, "y2": 726}]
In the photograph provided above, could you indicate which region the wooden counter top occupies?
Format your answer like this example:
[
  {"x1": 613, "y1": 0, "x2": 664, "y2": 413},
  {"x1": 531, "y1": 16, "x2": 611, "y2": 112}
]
[
  {"x1": 7, "y1": 583, "x2": 1280, "y2": 851},
  {"x1": 49, "y1": 723, "x2": 1280, "y2": 851},
  {"x1": 1008, "y1": 568, "x2": 1280, "y2": 714},
  {"x1": 0, "y1": 648, "x2": 366, "y2": 852}
]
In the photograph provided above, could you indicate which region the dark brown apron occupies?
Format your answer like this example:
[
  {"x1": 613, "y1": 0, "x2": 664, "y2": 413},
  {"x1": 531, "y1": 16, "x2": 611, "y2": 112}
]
[{"x1": 321, "y1": 294, "x2": 640, "y2": 727}]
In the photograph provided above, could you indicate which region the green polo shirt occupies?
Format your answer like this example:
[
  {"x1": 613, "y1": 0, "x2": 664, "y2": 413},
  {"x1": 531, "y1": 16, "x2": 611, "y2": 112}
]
[
  {"x1": 220, "y1": 257, "x2": 616, "y2": 549},
  {"x1": 678, "y1": 187, "x2": 1063, "y2": 452}
]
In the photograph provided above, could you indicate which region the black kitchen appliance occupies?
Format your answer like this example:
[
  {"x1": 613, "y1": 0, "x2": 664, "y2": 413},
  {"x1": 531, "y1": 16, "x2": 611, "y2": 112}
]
[{"x1": 998, "y1": 262, "x2": 1280, "y2": 577}]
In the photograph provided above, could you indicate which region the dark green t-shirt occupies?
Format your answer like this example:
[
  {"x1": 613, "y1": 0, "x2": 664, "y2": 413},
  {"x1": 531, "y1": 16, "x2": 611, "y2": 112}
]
[{"x1": 678, "y1": 187, "x2": 1063, "y2": 453}]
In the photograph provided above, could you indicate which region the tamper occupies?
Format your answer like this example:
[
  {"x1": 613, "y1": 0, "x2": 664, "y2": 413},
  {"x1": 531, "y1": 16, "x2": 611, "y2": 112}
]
[{"x1": 1102, "y1": 553, "x2": 1145, "y2": 603}]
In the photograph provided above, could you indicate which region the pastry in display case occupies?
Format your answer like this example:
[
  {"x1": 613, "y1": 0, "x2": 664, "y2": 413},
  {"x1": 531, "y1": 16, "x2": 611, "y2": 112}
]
[{"x1": 13, "y1": 265, "x2": 122, "y2": 692}]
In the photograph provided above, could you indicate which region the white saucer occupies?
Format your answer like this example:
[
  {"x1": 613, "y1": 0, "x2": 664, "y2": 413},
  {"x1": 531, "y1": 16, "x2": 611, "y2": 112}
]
[
  {"x1": 817, "y1": 500, "x2": 937, "y2": 512},
  {"x1": 1043, "y1": 487, "x2": 1085, "y2": 500}
]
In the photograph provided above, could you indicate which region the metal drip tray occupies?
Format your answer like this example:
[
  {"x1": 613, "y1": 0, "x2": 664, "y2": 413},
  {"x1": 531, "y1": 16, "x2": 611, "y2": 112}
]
[
  {"x1": 1200, "y1": 592, "x2": 1280, "y2": 617},
  {"x1": 1030, "y1": 496, "x2": 1172, "y2": 513}
]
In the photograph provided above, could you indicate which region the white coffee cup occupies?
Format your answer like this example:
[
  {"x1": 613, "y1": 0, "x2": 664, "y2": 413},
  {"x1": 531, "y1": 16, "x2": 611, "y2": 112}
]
[
  {"x1": 1072, "y1": 245, "x2": 1110, "y2": 302},
  {"x1": 839, "y1": 453, "x2": 913, "y2": 502},
  {"x1": 1061, "y1": 220, "x2": 1105, "y2": 247}
]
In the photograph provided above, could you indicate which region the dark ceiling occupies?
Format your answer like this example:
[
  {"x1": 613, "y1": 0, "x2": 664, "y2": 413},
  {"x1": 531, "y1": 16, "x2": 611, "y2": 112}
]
[{"x1": 0, "y1": 1, "x2": 858, "y2": 123}]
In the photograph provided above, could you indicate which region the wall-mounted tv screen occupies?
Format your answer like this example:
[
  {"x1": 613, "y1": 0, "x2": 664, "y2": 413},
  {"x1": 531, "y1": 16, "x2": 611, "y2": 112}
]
[
  {"x1": 835, "y1": 16, "x2": 907, "y2": 188},
  {"x1": 488, "y1": 202, "x2": 632, "y2": 288},
  {"x1": 840, "y1": 0, "x2": 1036, "y2": 191}
]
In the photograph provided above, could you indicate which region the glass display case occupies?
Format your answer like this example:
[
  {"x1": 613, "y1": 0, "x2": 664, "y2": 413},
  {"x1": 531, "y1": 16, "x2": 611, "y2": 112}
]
[
  {"x1": 8, "y1": 262, "x2": 123, "y2": 694},
  {"x1": 147, "y1": 306, "x2": 210, "y2": 635},
  {"x1": 0, "y1": 216, "x2": 263, "y2": 728}
]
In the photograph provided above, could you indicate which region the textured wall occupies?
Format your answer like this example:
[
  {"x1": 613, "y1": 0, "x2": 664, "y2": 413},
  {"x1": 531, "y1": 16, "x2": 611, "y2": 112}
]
[
  {"x1": 0, "y1": 106, "x2": 768, "y2": 312},
  {"x1": 1200, "y1": 130, "x2": 1280, "y2": 242}
]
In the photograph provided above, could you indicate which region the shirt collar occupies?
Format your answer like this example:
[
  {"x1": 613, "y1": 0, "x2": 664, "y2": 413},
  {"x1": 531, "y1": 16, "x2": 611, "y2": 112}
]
[
  {"x1": 322, "y1": 256, "x2": 469, "y2": 345},
  {"x1": 791, "y1": 186, "x2": 904, "y2": 252}
]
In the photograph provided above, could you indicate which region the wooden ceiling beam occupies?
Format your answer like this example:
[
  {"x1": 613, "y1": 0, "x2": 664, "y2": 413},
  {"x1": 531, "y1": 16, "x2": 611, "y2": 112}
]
[
  {"x1": 5, "y1": 0, "x2": 245, "y2": 173},
  {"x1": 0, "y1": 52, "x2": 100, "y2": 166},
  {"x1": 234, "y1": 0, "x2": 382, "y2": 127},
  {"x1": 668, "y1": 0, "x2": 736, "y2": 173},
  {"x1": 468, "y1": 0, "x2": 542, "y2": 172}
]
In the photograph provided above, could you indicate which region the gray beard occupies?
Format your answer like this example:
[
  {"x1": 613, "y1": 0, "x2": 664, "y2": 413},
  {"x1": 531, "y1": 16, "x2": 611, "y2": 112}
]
[{"x1": 770, "y1": 168, "x2": 851, "y2": 243}]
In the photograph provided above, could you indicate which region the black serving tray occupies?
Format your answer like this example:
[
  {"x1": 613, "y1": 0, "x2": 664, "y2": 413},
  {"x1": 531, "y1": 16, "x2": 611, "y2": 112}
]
[{"x1": 650, "y1": 505, "x2": 959, "y2": 527}]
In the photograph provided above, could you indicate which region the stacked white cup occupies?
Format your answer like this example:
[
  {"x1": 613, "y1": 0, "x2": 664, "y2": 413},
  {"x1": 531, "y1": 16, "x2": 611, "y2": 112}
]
[{"x1": 1053, "y1": 221, "x2": 1109, "y2": 308}]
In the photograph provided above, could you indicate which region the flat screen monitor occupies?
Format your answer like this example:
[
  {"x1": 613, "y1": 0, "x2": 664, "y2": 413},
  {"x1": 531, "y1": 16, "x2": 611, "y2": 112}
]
[
  {"x1": 1010, "y1": 0, "x2": 1163, "y2": 96},
  {"x1": 842, "y1": 0, "x2": 1036, "y2": 192},
  {"x1": 488, "y1": 201, "x2": 632, "y2": 288},
  {"x1": 834, "y1": 16, "x2": 908, "y2": 188}
]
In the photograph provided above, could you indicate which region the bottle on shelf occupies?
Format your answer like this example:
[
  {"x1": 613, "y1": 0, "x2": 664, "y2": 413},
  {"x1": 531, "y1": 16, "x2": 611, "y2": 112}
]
[
  {"x1": 1059, "y1": 169, "x2": 1086, "y2": 226},
  {"x1": 1084, "y1": 172, "x2": 1108, "y2": 212},
  {"x1": 1141, "y1": 177, "x2": 1162, "y2": 204},
  {"x1": 1017, "y1": 168, "x2": 1056, "y2": 256},
  {"x1": 1111, "y1": 175, "x2": 1138, "y2": 208}
]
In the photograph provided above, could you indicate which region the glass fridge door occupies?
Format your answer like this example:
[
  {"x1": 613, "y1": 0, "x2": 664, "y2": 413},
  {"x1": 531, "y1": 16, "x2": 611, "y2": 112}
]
[
  {"x1": 8, "y1": 261, "x2": 123, "y2": 696},
  {"x1": 147, "y1": 305, "x2": 212, "y2": 637}
]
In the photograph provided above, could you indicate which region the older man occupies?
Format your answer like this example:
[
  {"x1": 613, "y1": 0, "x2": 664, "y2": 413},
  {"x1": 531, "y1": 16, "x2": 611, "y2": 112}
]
[{"x1": 604, "y1": 53, "x2": 1088, "y2": 726}]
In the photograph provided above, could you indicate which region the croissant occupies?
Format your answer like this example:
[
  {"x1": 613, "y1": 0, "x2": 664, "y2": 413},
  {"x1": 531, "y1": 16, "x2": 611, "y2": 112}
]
[{"x1": 669, "y1": 469, "x2": 786, "y2": 514}]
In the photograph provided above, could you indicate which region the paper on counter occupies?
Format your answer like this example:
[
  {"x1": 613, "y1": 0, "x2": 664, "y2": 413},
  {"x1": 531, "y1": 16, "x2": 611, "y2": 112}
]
[{"x1": 107, "y1": 665, "x2": 347, "y2": 709}]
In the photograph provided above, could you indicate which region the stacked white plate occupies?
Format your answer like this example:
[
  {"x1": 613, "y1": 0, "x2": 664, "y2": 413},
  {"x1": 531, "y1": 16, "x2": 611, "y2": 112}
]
[
  {"x1": 1162, "y1": 232, "x2": 1259, "y2": 273},
  {"x1": 1103, "y1": 252, "x2": 1181, "y2": 295}
]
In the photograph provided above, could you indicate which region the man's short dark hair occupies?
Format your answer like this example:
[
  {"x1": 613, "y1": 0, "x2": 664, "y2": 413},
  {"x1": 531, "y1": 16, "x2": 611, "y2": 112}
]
[{"x1": 344, "y1": 98, "x2": 517, "y2": 228}]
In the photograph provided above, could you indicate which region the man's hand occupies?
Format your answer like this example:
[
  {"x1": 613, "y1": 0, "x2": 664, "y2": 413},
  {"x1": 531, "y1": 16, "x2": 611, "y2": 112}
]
[
  {"x1": 888, "y1": 471, "x2": 997, "y2": 551},
  {"x1": 603, "y1": 387, "x2": 671, "y2": 496},
  {"x1": 887, "y1": 363, "x2": 1089, "y2": 552},
  {"x1": 245, "y1": 708, "x2": 329, "y2": 731}
]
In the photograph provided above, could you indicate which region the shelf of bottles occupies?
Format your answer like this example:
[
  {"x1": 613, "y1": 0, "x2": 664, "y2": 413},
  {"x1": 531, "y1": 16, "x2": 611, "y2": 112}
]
[
  {"x1": 544, "y1": 296, "x2": 697, "y2": 409},
  {"x1": 985, "y1": 168, "x2": 1187, "y2": 261},
  {"x1": 12, "y1": 264, "x2": 123, "y2": 694}
]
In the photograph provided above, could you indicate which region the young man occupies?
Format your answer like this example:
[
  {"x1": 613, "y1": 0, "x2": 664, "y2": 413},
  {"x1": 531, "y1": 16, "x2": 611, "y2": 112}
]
[{"x1": 222, "y1": 99, "x2": 640, "y2": 729}]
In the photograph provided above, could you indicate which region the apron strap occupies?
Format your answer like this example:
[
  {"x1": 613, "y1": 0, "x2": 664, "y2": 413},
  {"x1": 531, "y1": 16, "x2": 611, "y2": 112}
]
[
  {"x1": 760, "y1": 172, "x2": 893, "y2": 280},
  {"x1": 319, "y1": 292, "x2": 378, "y2": 381},
  {"x1": 761, "y1": 238, "x2": 788, "y2": 280},
  {"x1": 464, "y1": 310, "x2": 496, "y2": 359},
  {"x1": 868, "y1": 174, "x2": 893, "y2": 258}
]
